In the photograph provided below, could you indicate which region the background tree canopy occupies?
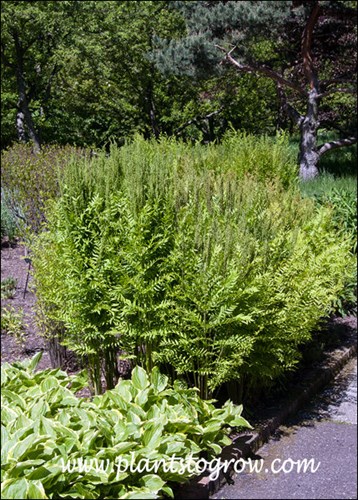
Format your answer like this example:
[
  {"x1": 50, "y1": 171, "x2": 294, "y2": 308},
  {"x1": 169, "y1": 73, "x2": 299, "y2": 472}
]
[{"x1": 1, "y1": 0, "x2": 356, "y2": 176}]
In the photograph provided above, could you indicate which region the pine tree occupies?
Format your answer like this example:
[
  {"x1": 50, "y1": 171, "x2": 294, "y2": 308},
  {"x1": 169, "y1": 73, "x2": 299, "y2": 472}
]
[{"x1": 153, "y1": 1, "x2": 357, "y2": 179}]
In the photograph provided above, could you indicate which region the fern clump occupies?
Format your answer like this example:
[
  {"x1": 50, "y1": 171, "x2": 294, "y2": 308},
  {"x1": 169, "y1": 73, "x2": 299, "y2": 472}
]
[{"x1": 31, "y1": 135, "x2": 353, "y2": 398}]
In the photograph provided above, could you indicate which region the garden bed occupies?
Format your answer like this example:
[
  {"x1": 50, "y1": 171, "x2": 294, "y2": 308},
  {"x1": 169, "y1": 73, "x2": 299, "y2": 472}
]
[
  {"x1": 1, "y1": 240, "x2": 78, "y2": 372},
  {"x1": 1, "y1": 237, "x2": 357, "y2": 499},
  {"x1": 2, "y1": 239, "x2": 356, "y2": 382}
]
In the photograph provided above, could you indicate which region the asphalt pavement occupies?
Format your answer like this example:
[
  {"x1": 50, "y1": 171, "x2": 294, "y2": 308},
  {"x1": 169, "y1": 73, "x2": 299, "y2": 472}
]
[{"x1": 211, "y1": 357, "x2": 357, "y2": 500}]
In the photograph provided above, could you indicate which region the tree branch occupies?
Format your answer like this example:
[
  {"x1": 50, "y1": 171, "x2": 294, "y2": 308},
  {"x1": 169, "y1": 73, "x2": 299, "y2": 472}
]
[
  {"x1": 216, "y1": 45, "x2": 307, "y2": 97},
  {"x1": 175, "y1": 106, "x2": 224, "y2": 135},
  {"x1": 301, "y1": 1, "x2": 320, "y2": 90},
  {"x1": 27, "y1": 82, "x2": 37, "y2": 103},
  {"x1": 277, "y1": 84, "x2": 304, "y2": 126},
  {"x1": 318, "y1": 136, "x2": 357, "y2": 157},
  {"x1": 43, "y1": 64, "x2": 60, "y2": 104}
]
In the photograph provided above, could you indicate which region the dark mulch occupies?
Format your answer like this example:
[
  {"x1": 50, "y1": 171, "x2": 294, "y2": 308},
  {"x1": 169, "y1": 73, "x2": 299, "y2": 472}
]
[
  {"x1": 1, "y1": 240, "x2": 87, "y2": 375},
  {"x1": 1, "y1": 240, "x2": 52, "y2": 370}
]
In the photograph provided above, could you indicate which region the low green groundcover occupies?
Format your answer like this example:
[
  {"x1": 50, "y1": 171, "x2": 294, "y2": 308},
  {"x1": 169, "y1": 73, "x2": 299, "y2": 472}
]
[{"x1": 1, "y1": 353, "x2": 251, "y2": 499}]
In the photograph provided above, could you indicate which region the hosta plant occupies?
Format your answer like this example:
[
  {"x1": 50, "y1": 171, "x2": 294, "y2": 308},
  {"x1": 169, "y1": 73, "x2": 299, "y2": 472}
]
[{"x1": 1, "y1": 353, "x2": 251, "y2": 499}]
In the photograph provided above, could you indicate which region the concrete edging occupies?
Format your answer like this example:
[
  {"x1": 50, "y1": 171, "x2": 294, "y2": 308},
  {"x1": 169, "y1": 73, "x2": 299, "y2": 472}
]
[{"x1": 175, "y1": 337, "x2": 357, "y2": 499}]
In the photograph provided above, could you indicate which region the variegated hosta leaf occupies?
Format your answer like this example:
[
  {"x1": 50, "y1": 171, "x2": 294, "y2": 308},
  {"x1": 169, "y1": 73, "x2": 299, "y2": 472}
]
[{"x1": 2, "y1": 355, "x2": 251, "y2": 499}]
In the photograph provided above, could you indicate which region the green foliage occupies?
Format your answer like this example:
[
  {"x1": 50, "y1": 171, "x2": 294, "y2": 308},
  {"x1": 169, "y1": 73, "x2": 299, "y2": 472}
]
[
  {"x1": 0, "y1": 1, "x2": 292, "y2": 149},
  {"x1": 219, "y1": 130, "x2": 297, "y2": 187},
  {"x1": 32, "y1": 135, "x2": 353, "y2": 400},
  {"x1": 1, "y1": 306, "x2": 26, "y2": 345},
  {"x1": 154, "y1": 1, "x2": 357, "y2": 175},
  {"x1": 1, "y1": 143, "x2": 90, "y2": 235},
  {"x1": 332, "y1": 275, "x2": 357, "y2": 318},
  {"x1": 1, "y1": 1, "x2": 356, "y2": 152},
  {"x1": 157, "y1": 71, "x2": 278, "y2": 143},
  {"x1": 154, "y1": 1, "x2": 291, "y2": 78},
  {"x1": 299, "y1": 173, "x2": 357, "y2": 240},
  {"x1": 1, "y1": 277, "x2": 17, "y2": 300},
  {"x1": 300, "y1": 173, "x2": 357, "y2": 316},
  {"x1": 162, "y1": 184, "x2": 354, "y2": 398},
  {"x1": 1, "y1": 0, "x2": 204, "y2": 148},
  {"x1": 52, "y1": 1, "x2": 188, "y2": 146},
  {"x1": 1, "y1": 194, "x2": 18, "y2": 241},
  {"x1": 1, "y1": 354, "x2": 251, "y2": 499},
  {"x1": 1, "y1": 0, "x2": 94, "y2": 148}
]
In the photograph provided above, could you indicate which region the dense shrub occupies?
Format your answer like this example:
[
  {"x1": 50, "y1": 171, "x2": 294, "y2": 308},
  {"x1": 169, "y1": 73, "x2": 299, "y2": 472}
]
[
  {"x1": 1, "y1": 193, "x2": 18, "y2": 241},
  {"x1": 1, "y1": 354, "x2": 251, "y2": 499},
  {"x1": 1, "y1": 143, "x2": 91, "y2": 235},
  {"x1": 31, "y1": 136, "x2": 354, "y2": 399},
  {"x1": 1, "y1": 133, "x2": 296, "y2": 237}
]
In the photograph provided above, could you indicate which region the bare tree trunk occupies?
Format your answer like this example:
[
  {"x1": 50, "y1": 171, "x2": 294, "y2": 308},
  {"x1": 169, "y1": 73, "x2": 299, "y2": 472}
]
[
  {"x1": 299, "y1": 89, "x2": 320, "y2": 180},
  {"x1": 14, "y1": 34, "x2": 41, "y2": 153},
  {"x1": 298, "y1": 90, "x2": 357, "y2": 179},
  {"x1": 219, "y1": 1, "x2": 356, "y2": 181},
  {"x1": 16, "y1": 72, "x2": 41, "y2": 153},
  {"x1": 298, "y1": 2, "x2": 321, "y2": 180},
  {"x1": 149, "y1": 99, "x2": 160, "y2": 139},
  {"x1": 145, "y1": 82, "x2": 160, "y2": 139},
  {"x1": 16, "y1": 109, "x2": 26, "y2": 143}
]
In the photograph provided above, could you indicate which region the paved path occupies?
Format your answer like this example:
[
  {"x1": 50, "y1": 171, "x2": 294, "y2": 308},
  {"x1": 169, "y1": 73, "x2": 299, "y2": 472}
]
[{"x1": 212, "y1": 357, "x2": 357, "y2": 499}]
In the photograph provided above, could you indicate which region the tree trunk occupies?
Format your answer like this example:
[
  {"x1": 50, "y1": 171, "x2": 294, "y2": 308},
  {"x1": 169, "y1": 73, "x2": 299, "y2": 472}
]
[
  {"x1": 14, "y1": 34, "x2": 41, "y2": 153},
  {"x1": 16, "y1": 73, "x2": 41, "y2": 153},
  {"x1": 16, "y1": 110, "x2": 26, "y2": 143},
  {"x1": 145, "y1": 81, "x2": 160, "y2": 139},
  {"x1": 299, "y1": 89, "x2": 320, "y2": 180}
]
